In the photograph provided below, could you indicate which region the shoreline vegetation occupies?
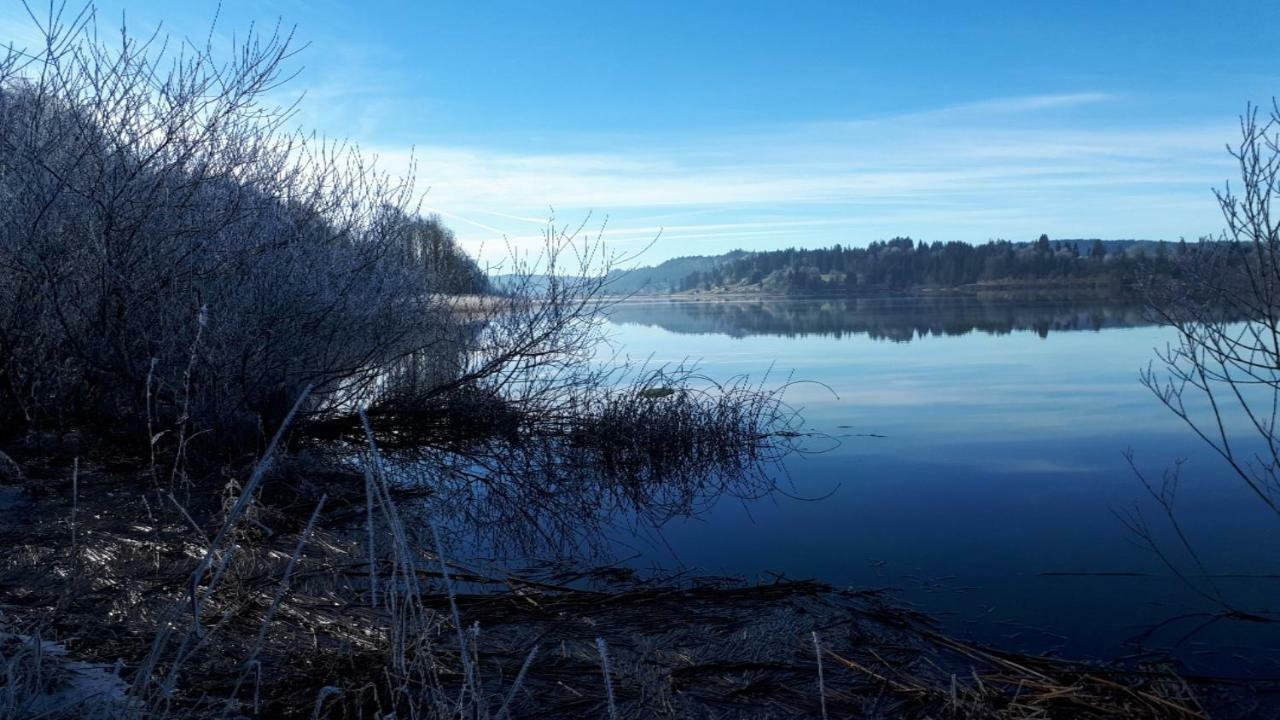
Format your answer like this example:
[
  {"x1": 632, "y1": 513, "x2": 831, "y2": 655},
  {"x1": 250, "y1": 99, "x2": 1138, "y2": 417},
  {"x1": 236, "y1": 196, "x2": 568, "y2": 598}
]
[
  {"x1": 0, "y1": 7, "x2": 1274, "y2": 720},
  {"x1": 600, "y1": 238, "x2": 1210, "y2": 302}
]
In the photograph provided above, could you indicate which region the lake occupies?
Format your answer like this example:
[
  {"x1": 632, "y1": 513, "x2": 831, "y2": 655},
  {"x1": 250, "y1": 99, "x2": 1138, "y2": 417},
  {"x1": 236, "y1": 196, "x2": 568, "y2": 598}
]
[{"x1": 600, "y1": 296, "x2": 1280, "y2": 677}]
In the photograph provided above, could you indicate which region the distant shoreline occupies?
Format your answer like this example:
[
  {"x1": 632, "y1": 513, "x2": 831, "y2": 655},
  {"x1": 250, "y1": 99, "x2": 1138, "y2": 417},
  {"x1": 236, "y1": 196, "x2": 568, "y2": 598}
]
[{"x1": 606, "y1": 279, "x2": 1145, "y2": 303}]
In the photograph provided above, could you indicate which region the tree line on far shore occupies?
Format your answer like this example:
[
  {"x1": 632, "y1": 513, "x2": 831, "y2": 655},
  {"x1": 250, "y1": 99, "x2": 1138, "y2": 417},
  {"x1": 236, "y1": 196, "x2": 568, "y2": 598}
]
[{"x1": 675, "y1": 236, "x2": 1199, "y2": 294}]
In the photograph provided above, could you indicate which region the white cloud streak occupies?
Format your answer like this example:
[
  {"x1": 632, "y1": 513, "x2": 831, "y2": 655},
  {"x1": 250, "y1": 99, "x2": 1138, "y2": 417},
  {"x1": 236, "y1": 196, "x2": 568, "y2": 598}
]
[{"x1": 361, "y1": 94, "x2": 1235, "y2": 262}]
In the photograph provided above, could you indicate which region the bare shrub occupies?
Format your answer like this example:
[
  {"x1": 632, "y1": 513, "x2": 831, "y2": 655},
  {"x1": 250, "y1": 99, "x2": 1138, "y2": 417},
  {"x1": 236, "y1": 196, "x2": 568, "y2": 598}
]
[
  {"x1": 0, "y1": 5, "x2": 480, "y2": 457},
  {"x1": 1134, "y1": 101, "x2": 1280, "y2": 625}
]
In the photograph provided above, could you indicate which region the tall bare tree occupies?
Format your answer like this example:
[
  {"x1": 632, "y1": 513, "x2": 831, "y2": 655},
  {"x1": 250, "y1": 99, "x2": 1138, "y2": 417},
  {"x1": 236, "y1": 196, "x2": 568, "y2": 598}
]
[
  {"x1": 1133, "y1": 101, "x2": 1280, "y2": 623},
  {"x1": 1143, "y1": 102, "x2": 1280, "y2": 518}
]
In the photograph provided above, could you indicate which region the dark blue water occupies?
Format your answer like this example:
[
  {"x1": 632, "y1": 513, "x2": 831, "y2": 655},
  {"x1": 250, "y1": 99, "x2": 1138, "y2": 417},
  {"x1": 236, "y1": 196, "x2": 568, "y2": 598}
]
[{"x1": 603, "y1": 297, "x2": 1280, "y2": 676}]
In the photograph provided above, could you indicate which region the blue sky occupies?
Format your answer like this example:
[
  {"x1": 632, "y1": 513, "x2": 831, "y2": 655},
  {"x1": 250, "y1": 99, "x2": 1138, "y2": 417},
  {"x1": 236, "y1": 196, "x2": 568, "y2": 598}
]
[{"x1": 3, "y1": 1, "x2": 1276, "y2": 264}]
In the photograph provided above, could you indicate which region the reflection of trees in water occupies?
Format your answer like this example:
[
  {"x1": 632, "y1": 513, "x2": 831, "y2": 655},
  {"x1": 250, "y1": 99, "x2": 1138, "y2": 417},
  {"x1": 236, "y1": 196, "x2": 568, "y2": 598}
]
[
  {"x1": 313, "y1": 359, "x2": 800, "y2": 560},
  {"x1": 606, "y1": 298, "x2": 1162, "y2": 342}
]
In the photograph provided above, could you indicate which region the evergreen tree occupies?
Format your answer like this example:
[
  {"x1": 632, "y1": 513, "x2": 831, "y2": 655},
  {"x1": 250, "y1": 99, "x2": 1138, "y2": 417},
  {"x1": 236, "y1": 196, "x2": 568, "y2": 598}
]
[{"x1": 665, "y1": 237, "x2": 1211, "y2": 296}]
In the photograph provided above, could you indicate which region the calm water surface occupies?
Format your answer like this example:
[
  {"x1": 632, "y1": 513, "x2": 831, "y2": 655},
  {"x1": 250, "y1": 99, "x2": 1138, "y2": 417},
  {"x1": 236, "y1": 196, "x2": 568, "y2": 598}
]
[{"x1": 602, "y1": 297, "x2": 1280, "y2": 676}]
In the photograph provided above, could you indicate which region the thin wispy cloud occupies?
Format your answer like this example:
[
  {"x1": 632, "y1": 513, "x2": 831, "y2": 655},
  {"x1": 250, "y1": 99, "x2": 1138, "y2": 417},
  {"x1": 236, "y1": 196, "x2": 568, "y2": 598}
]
[
  {"x1": 944, "y1": 92, "x2": 1118, "y2": 114},
  {"x1": 366, "y1": 93, "x2": 1235, "y2": 262}
]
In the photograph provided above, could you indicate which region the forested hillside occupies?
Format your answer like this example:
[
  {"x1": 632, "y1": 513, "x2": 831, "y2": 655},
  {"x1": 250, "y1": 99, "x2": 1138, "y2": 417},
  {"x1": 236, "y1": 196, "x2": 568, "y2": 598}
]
[{"x1": 674, "y1": 236, "x2": 1189, "y2": 294}]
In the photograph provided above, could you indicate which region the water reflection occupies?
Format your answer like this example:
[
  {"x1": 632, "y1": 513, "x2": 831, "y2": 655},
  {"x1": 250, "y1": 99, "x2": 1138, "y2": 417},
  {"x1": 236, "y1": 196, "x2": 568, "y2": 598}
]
[
  {"x1": 606, "y1": 296, "x2": 1157, "y2": 341},
  {"x1": 602, "y1": 297, "x2": 1280, "y2": 677}
]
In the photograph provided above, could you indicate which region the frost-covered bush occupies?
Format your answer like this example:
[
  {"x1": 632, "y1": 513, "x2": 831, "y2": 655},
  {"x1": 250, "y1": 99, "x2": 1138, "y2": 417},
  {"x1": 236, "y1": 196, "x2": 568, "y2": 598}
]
[{"x1": 0, "y1": 10, "x2": 480, "y2": 443}]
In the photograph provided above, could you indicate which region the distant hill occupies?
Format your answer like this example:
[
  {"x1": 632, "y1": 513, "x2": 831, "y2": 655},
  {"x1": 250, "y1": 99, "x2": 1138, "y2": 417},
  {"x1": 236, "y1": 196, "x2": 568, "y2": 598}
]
[
  {"x1": 601, "y1": 250, "x2": 752, "y2": 295},
  {"x1": 489, "y1": 274, "x2": 540, "y2": 293},
  {"x1": 487, "y1": 274, "x2": 583, "y2": 294},
  {"x1": 486, "y1": 251, "x2": 749, "y2": 295}
]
